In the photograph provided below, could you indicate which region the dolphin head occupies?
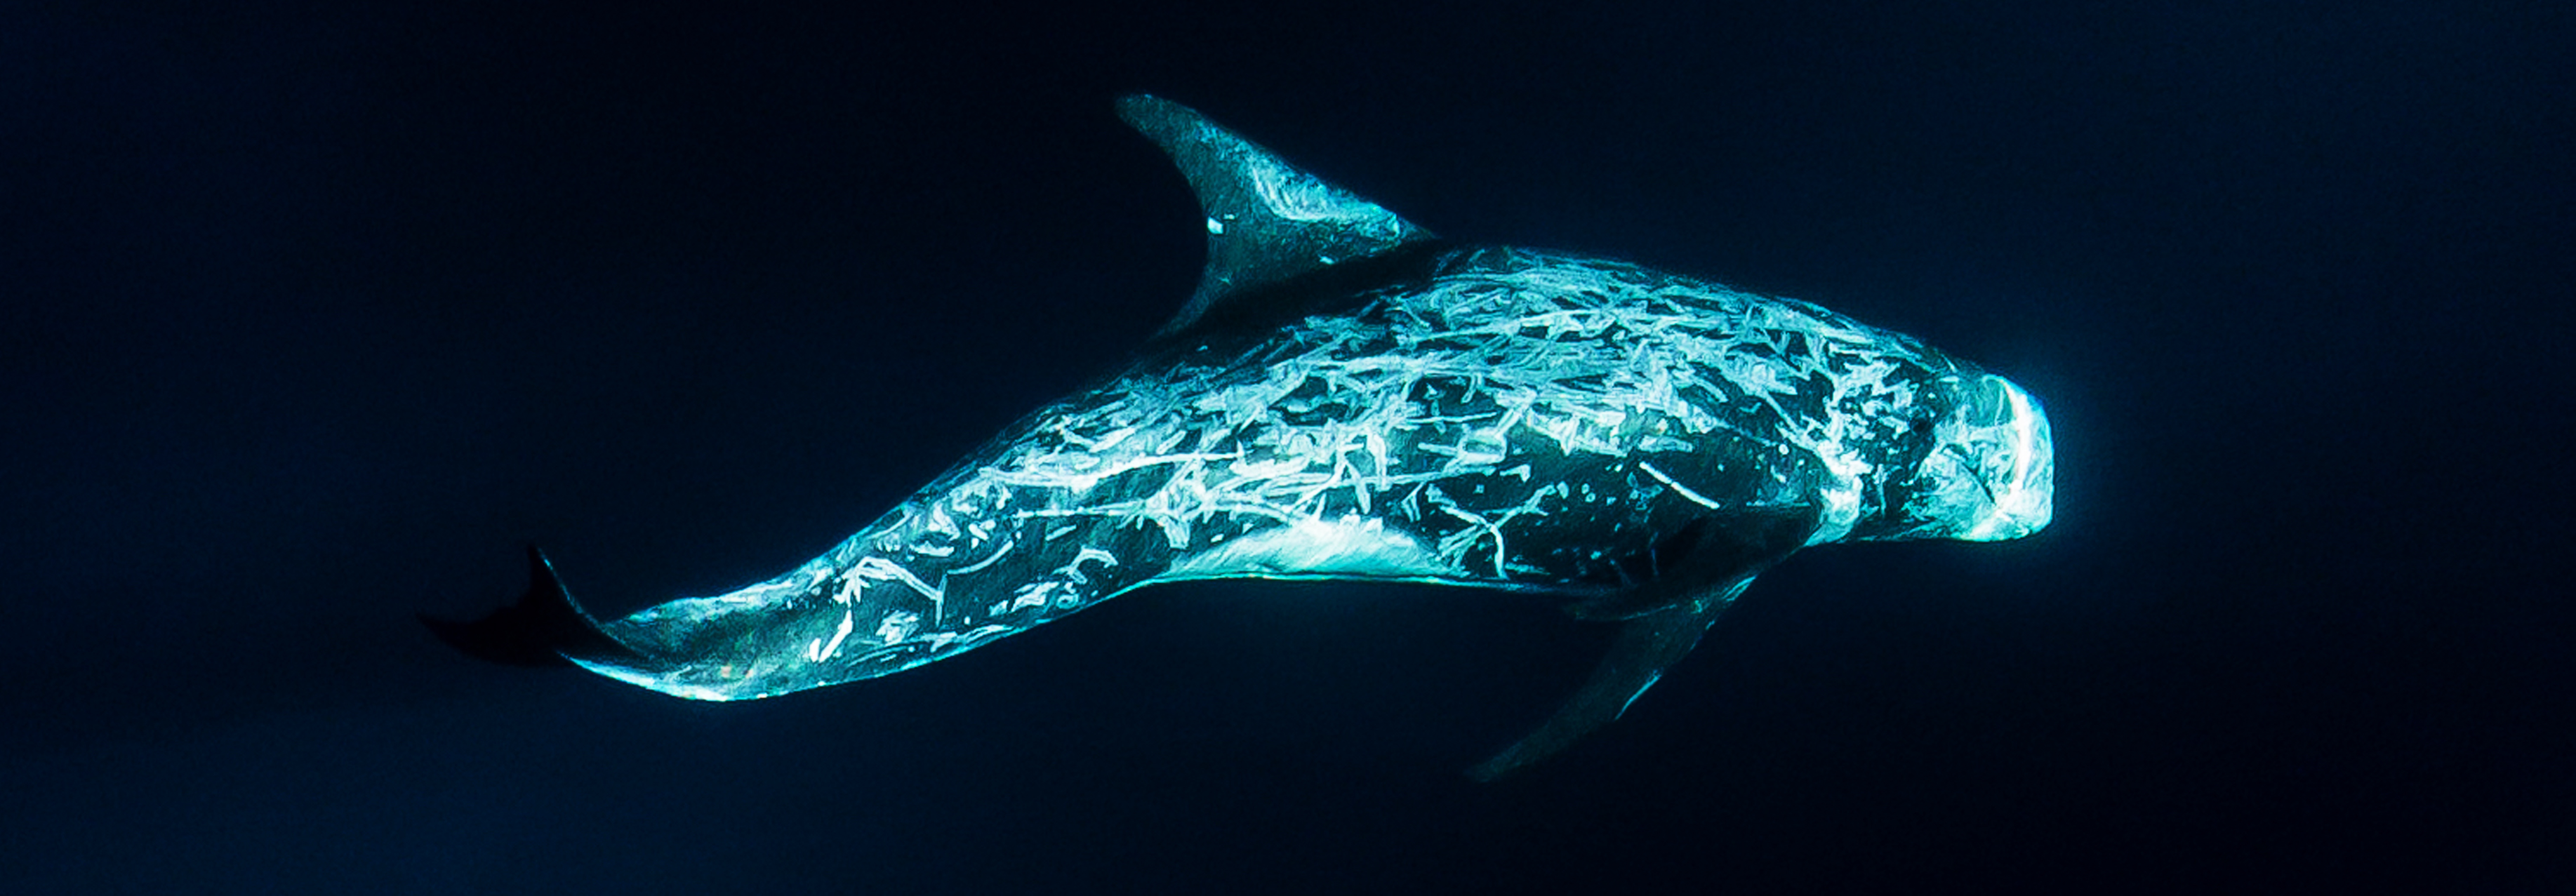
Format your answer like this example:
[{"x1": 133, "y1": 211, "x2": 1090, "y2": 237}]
[{"x1": 1864, "y1": 371, "x2": 2054, "y2": 542}]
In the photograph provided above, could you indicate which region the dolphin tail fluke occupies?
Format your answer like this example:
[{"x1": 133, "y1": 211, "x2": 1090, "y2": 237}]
[
  {"x1": 1468, "y1": 579, "x2": 1750, "y2": 781},
  {"x1": 419, "y1": 545, "x2": 653, "y2": 669}
]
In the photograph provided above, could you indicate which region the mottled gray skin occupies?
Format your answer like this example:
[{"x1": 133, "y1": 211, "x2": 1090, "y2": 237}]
[{"x1": 555, "y1": 96, "x2": 2054, "y2": 777}]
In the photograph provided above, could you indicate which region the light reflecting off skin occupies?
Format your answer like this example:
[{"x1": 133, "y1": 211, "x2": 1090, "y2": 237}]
[{"x1": 456, "y1": 95, "x2": 2054, "y2": 777}]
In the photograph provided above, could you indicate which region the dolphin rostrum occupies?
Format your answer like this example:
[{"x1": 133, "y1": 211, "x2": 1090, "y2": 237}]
[{"x1": 426, "y1": 95, "x2": 2056, "y2": 779}]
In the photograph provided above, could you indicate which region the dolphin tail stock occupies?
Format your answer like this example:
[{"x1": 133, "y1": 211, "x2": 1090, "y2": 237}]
[
  {"x1": 420, "y1": 545, "x2": 655, "y2": 670},
  {"x1": 1467, "y1": 578, "x2": 1752, "y2": 781}
]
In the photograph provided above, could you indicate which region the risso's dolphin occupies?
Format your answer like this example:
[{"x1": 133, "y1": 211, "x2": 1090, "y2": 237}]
[{"x1": 426, "y1": 95, "x2": 2055, "y2": 779}]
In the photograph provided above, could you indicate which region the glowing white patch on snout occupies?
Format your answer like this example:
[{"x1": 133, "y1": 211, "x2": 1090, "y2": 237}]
[{"x1": 1960, "y1": 377, "x2": 2054, "y2": 541}]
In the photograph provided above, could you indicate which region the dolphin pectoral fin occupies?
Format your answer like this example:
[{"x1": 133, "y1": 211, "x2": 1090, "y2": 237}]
[
  {"x1": 1569, "y1": 504, "x2": 1819, "y2": 621},
  {"x1": 1468, "y1": 578, "x2": 1753, "y2": 781},
  {"x1": 419, "y1": 545, "x2": 655, "y2": 670}
]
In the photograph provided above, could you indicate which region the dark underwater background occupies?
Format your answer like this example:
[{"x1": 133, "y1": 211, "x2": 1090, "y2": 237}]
[{"x1": 4, "y1": 1, "x2": 2568, "y2": 892}]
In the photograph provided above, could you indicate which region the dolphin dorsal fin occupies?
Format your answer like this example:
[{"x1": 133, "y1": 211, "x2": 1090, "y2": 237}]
[{"x1": 1117, "y1": 95, "x2": 1435, "y2": 337}]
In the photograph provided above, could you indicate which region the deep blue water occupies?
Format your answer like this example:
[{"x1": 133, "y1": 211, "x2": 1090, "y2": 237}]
[{"x1": 4, "y1": 2, "x2": 2568, "y2": 892}]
